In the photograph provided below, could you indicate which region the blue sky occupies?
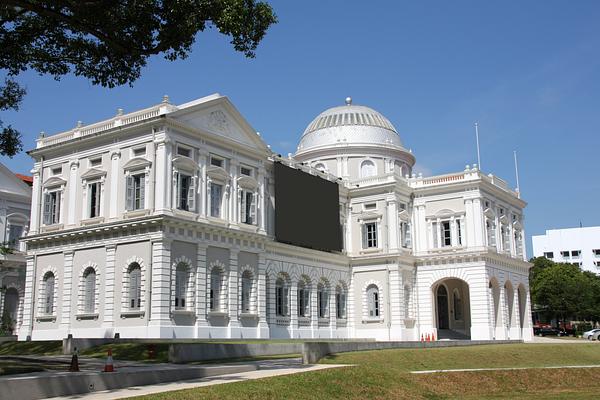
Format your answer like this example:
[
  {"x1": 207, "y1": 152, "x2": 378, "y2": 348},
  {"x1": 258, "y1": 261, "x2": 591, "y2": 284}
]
[{"x1": 2, "y1": 1, "x2": 600, "y2": 256}]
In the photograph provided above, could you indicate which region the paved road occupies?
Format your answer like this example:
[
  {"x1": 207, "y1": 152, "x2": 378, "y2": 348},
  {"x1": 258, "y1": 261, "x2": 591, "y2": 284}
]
[{"x1": 46, "y1": 358, "x2": 350, "y2": 400}]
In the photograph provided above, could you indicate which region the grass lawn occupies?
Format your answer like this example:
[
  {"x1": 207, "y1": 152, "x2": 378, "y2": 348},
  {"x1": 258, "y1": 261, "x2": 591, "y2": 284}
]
[
  {"x1": 0, "y1": 340, "x2": 62, "y2": 356},
  {"x1": 126, "y1": 343, "x2": 600, "y2": 400}
]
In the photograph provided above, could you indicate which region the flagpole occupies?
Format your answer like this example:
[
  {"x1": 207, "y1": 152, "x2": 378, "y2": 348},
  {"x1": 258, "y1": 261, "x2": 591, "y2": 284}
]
[
  {"x1": 475, "y1": 122, "x2": 481, "y2": 170},
  {"x1": 513, "y1": 150, "x2": 521, "y2": 198}
]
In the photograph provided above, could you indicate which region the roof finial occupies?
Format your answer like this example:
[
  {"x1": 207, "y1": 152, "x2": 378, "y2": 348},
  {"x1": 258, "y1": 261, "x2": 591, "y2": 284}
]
[
  {"x1": 162, "y1": 95, "x2": 170, "y2": 104},
  {"x1": 345, "y1": 96, "x2": 352, "y2": 106}
]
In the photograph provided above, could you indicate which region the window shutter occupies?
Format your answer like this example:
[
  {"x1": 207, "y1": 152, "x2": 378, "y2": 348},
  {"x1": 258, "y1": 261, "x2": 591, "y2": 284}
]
[
  {"x1": 175, "y1": 172, "x2": 180, "y2": 209},
  {"x1": 139, "y1": 174, "x2": 145, "y2": 209},
  {"x1": 126, "y1": 176, "x2": 133, "y2": 211},
  {"x1": 85, "y1": 272, "x2": 96, "y2": 313},
  {"x1": 362, "y1": 224, "x2": 367, "y2": 248},
  {"x1": 405, "y1": 223, "x2": 412, "y2": 247},
  {"x1": 55, "y1": 192, "x2": 61, "y2": 222},
  {"x1": 432, "y1": 222, "x2": 438, "y2": 248},
  {"x1": 250, "y1": 193, "x2": 257, "y2": 225},
  {"x1": 46, "y1": 277, "x2": 54, "y2": 314},
  {"x1": 490, "y1": 222, "x2": 496, "y2": 245},
  {"x1": 240, "y1": 190, "x2": 247, "y2": 223},
  {"x1": 368, "y1": 289, "x2": 374, "y2": 317},
  {"x1": 283, "y1": 287, "x2": 289, "y2": 316},
  {"x1": 43, "y1": 193, "x2": 51, "y2": 225},
  {"x1": 188, "y1": 176, "x2": 195, "y2": 212}
]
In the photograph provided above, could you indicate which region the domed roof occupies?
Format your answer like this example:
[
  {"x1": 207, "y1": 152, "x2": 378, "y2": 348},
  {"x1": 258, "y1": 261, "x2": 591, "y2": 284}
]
[{"x1": 296, "y1": 98, "x2": 404, "y2": 154}]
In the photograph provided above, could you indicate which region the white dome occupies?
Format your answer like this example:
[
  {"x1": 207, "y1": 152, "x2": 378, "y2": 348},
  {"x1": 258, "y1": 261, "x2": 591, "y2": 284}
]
[{"x1": 296, "y1": 99, "x2": 404, "y2": 154}]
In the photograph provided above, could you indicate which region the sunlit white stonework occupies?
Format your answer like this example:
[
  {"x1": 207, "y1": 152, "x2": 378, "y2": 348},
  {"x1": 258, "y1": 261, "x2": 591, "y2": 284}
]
[{"x1": 18, "y1": 94, "x2": 533, "y2": 342}]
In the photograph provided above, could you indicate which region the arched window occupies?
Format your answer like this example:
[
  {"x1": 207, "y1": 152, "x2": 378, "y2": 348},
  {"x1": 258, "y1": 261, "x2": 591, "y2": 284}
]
[
  {"x1": 360, "y1": 160, "x2": 376, "y2": 178},
  {"x1": 175, "y1": 263, "x2": 189, "y2": 309},
  {"x1": 240, "y1": 270, "x2": 253, "y2": 313},
  {"x1": 453, "y1": 288, "x2": 462, "y2": 320},
  {"x1": 297, "y1": 278, "x2": 310, "y2": 317},
  {"x1": 275, "y1": 277, "x2": 289, "y2": 317},
  {"x1": 128, "y1": 263, "x2": 142, "y2": 310},
  {"x1": 367, "y1": 284, "x2": 380, "y2": 318},
  {"x1": 317, "y1": 282, "x2": 329, "y2": 319},
  {"x1": 210, "y1": 267, "x2": 222, "y2": 312},
  {"x1": 43, "y1": 272, "x2": 55, "y2": 315},
  {"x1": 83, "y1": 267, "x2": 96, "y2": 314},
  {"x1": 336, "y1": 285, "x2": 347, "y2": 319},
  {"x1": 314, "y1": 163, "x2": 326, "y2": 172}
]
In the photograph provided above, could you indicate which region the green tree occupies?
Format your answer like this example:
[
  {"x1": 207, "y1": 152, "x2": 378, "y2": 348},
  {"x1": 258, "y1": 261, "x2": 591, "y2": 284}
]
[{"x1": 0, "y1": 0, "x2": 277, "y2": 157}]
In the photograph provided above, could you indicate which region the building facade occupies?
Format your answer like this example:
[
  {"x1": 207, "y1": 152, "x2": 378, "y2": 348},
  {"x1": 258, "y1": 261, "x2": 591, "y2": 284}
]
[
  {"x1": 532, "y1": 227, "x2": 600, "y2": 273},
  {"x1": 0, "y1": 163, "x2": 31, "y2": 335},
  {"x1": 19, "y1": 94, "x2": 533, "y2": 342}
]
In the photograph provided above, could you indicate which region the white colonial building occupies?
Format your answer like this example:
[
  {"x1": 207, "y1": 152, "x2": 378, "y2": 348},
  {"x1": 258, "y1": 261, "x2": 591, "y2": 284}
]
[
  {"x1": 18, "y1": 94, "x2": 533, "y2": 342},
  {"x1": 532, "y1": 226, "x2": 600, "y2": 273},
  {"x1": 0, "y1": 163, "x2": 31, "y2": 335}
]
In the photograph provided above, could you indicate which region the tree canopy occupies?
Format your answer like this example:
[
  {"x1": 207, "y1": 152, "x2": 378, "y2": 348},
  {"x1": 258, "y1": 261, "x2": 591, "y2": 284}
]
[
  {"x1": 530, "y1": 257, "x2": 600, "y2": 323},
  {"x1": 0, "y1": 0, "x2": 277, "y2": 157}
]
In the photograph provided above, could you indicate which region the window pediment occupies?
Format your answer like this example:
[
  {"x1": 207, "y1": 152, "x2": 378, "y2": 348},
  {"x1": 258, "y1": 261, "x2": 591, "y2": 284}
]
[
  {"x1": 483, "y1": 207, "x2": 496, "y2": 219},
  {"x1": 237, "y1": 175, "x2": 258, "y2": 190},
  {"x1": 80, "y1": 168, "x2": 107, "y2": 180},
  {"x1": 123, "y1": 157, "x2": 152, "y2": 171},
  {"x1": 357, "y1": 211, "x2": 382, "y2": 222},
  {"x1": 499, "y1": 214, "x2": 509, "y2": 224},
  {"x1": 435, "y1": 209, "x2": 455, "y2": 218},
  {"x1": 398, "y1": 209, "x2": 410, "y2": 222},
  {"x1": 43, "y1": 176, "x2": 67, "y2": 188},
  {"x1": 172, "y1": 156, "x2": 198, "y2": 171},
  {"x1": 512, "y1": 220, "x2": 523, "y2": 230},
  {"x1": 207, "y1": 165, "x2": 230, "y2": 181}
]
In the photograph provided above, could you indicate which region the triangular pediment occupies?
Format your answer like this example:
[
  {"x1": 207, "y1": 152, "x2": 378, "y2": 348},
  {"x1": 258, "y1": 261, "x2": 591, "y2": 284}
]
[
  {"x1": 43, "y1": 176, "x2": 67, "y2": 188},
  {"x1": 0, "y1": 163, "x2": 31, "y2": 197},
  {"x1": 80, "y1": 168, "x2": 107, "y2": 180},
  {"x1": 169, "y1": 95, "x2": 269, "y2": 153},
  {"x1": 123, "y1": 157, "x2": 152, "y2": 171}
]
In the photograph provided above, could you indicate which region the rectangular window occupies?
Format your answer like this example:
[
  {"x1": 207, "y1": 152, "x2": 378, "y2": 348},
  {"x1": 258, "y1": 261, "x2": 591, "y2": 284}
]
[
  {"x1": 88, "y1": 182, "x2": 101, "y2": 218},
  {"x1": 594, "y1": 249, "x2": 600, "y2": 257},
  {"x1": 132, "y1": 147, "x2": 146, "y2": 157},
  {"x1": 240, "y1": 190, "x2": 255, "y2": 224},
  {"x1": 177, "y1": 146, "x2": 191, "y2": 158},
  {"x1": 240, "y1": 166, "x2": 252, "y2": 176},
  {"x1": 7, "y1": 225, "x2": 23, "y2": 249},
  {"x1": 43, "y1": 191, "x2": 61, "y2": 225},
  {"x1": 441, "y1": 221, "x2": 451, "y2": 247},
  {"x1": 210, "y1": 183, "x2": 223, "y2": 217},
  {"x1": 51, "y1": 167, "x2": 62, "y2": 175},
  {"x1": 90, "y1": 157, "x2": 102, "y2": 167},
  {"x1": 544, "y1": 252, "x2": 554, "y2": 259},
  {"x1": 571, "y1": 250, "x2": 581, "y2": 258},
  {"x1": 363, "y1": 222, "x2": 378, "y2": 248},
  {"x1": 126, "y1": 173, "x2": 145, "y2": 211},
  {"x1": 176, "y1": 173, "x2": 194, "y2": 211},
  {"x1": 364, "y1": 203, "x2": 376, "y2": 210},
  {"x1": 210, "y1": 156, "x2": 224, "y2": 168},
  {"x1": 401, "y1": 222, "x2": 412, "y2": 248},
  {"x1": 560, "y1": 251, "x2": 570, "y2": 258}
]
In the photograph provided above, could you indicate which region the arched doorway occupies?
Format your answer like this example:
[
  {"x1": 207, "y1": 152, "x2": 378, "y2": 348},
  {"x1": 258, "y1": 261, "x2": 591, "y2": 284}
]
[
  {"x1": 2, "y1": 288, "x2": 19, "y2": 335},
  {"x1": 518, "y1": 284, "x2": 527, "y2": 337},
  {"x1": 433, "y1": 278, "x2": 471, "y2": 339},
  {"x1": 436, "y1": 285, "x2": 449, "y2": 329}
]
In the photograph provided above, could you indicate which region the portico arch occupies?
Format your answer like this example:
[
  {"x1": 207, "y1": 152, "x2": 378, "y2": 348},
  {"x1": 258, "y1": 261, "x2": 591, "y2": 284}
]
[{"x1": 432, "y1": 278, "x2": 471, "y2": 339}]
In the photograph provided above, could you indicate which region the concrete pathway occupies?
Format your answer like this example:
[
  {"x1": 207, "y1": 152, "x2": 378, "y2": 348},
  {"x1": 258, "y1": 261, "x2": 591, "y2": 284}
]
[
  {"x1": 532, "y1": 336, "x2": 596, "y2": 344},
  {"x1": 46, "y1": 358, "x2": 350, "y2": 400},
  {"x1": 411, "y1": 364, "x2": 600, "y2": 374}
]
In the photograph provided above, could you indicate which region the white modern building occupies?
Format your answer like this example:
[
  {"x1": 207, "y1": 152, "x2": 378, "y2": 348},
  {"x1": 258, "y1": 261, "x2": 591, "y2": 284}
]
[
  {"x1": 0, "y1": 163, "x2": 31, "y2": 335},
  {"x1": 18, "y1": 94, "x2": 533, "y2": 342},
  {"x1": 532, "y1": 227, "x2": 600, "y2": 273}
]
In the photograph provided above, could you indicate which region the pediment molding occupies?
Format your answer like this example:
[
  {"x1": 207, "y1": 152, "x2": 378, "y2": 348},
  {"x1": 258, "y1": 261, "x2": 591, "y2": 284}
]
[
  {"x1": 357, "y1": 211, "x2": 382, "y2": 222},
  {"x1": 398, "y1": 209, "x2": 410, "y2": 222},
  {"x1": 80, "y1": 168, "x2": 107, "y2": 180},
  {"x1": 43, "y1": 176, "x2": 67, "y2": 188},
  {"x1": 499, "y1": 214, "x2": 509, "y2": 224},
  {"x1": 512, "y1": 220, "x2": 523, "y2": 230},
  {"x1": 123, "y1": 157, "x2": 152, "y2": 171},
  {"x1": 237, "y1": 175, "x2": 258, "y2": 190},
  {"x1": 207, "y1": 165, "x2": 230, "y2": 181},
  {"x1": 483, "y1": 207, "x2": 496, "y2": 219},
  {"x1": 172, "y1": 156, "x2": 198, "y2": 171}
]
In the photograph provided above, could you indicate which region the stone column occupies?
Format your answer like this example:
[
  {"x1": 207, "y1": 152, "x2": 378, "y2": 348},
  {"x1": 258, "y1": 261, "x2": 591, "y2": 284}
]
[
  {"x1": 195, "y1": 244, "x2": 208, "y2": 336},
  {"x1": 149, "y1": 239, "x2": 172, "y2": 332},
  {"x1": 389, "y1": 267, "x2": 402, "y2": 340},
  {"x1": 103, "y1": 245, "x2": 116, "y2": 328},
  {"x1": 109, "y1": 150, "x2": 121, "y2": 219},
  {"x1": 258, "y1": 168, "x2": 266, "y2": 233},
  {"x1": 67, "y1": 160, "x2": 79, "y2": 226},
  {"x1": 29, "y1": 168, "x2": 42, "y2": 234},
  {"x1": 257, "y1": 253, "x2": 269, "y2": 337},
  {"x1": 387, "y1": 198, "x2": 399, "y2": 252},
  {"x1": 199, "y1": 151, "x2": 208, "y2": 217},
  {"x1": 60, "y1": 250, "x2": 74, "y2": 332},
  {"x1": 18, "y1": 255, "x2": 35, "y2": 340},
  {"x1": 228, "y1": 249, "x2": 240, "y2": 337}
]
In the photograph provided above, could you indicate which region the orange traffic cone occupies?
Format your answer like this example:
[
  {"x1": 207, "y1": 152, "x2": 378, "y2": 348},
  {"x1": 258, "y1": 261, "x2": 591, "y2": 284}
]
[
  {"x1": 103, "y1": 348, "x2": 115, "y2": 372},
  {"x1": 426, "y1": 333, "x2": 430, "y2": 342},
  {"x1": 432, "y1": 332, "x2": 436, "y2": 341},
  {"x1": 421, "y1": 334, "x2": 424, "y2": 342}
]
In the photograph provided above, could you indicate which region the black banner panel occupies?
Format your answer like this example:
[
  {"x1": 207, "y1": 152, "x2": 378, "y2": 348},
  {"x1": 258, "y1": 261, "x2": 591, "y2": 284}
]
[{"x1": 274, "y1": 162, "x2": 343, "y2": 253}]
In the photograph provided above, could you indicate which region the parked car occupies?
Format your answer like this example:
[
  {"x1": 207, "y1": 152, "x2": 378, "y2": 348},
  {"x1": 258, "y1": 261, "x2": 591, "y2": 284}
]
[
  {"x1": 583, "y1": 329, "x2": 600, "y2": 340},
  {"x1": 537, "y1": 327, "x2": 563, "y2": 337},
  {"x1": 592, "y1": 331, "x2": 600, "y2": 341}
]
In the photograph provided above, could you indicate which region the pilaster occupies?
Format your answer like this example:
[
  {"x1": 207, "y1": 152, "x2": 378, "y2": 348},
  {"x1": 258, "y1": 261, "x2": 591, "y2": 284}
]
[
  {"x1": 18, "y1": 255, "x2": 35, "y2": 340},
  {"x1": 29, "y1": 169, "x2": 41, "y2": 234},
  {"x1": 66, "y1": 160, "x2": 79, "y2": 226},
  {"x1": 149, "y1": 239, "x2": 172, "y2": 327},
  {"x1": 109, "y1": 149, "x2": 121, "y2": 219},
  {"x1": 257, "y1": 253, "x2": 269, "y2": 336},
  {"x1": 60, "y1": 250, "x2": 74, "y2": 331},
  {"x1": 195, "y1": 244, "x2": 208, "y2": 333},
  {"x1": 228, "y1": 249, "x2": 240, "y2": 336},
  {"x1": 103, "y1": 245, "x2": 117, "y2": 326}
]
